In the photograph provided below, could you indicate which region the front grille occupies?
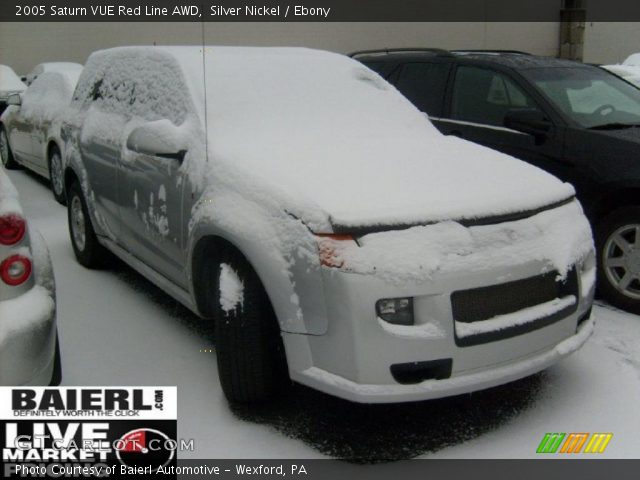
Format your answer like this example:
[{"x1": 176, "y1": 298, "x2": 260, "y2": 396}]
[{"x1": 451, "y1": 269, "x2": 578, "y2": 347}]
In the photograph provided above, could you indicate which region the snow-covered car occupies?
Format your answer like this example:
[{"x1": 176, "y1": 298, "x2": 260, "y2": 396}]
[
  {"x1": 1, "y1": 69, "x2": 82, "y2": 204},
  {"x1": 0, "y1": 167, "x2": 60, "y2": 385},
  {"x1": 23, "y1": 62, "x2": 83, "y2": 86},
  {"x1": 61, "y1": 46, "x2": 595, "y2": 404},
  {"x1": 0, "y1": 65, "x2": 26, "y2": 115},
  {"x1": 601, "y1": 64, "x2": 640, "y2": 88}
]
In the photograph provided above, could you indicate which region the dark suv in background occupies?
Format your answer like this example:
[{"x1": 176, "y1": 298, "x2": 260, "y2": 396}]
[{"x1": 354, "y1": 48, "x2": 640, "y2": 314}]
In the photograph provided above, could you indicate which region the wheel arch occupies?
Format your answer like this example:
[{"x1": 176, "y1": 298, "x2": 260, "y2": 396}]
[
  {"x1": 63, "y1": 166, "x2": 80, "y2": 193},
  {"x1": 189, "y1": 228, "x2": 328, "y2": 336},
  {"x1": 590, "y1": 187, "x2": 640, "y2": 224},
  {"x1": 46, "y1": 140, "x2": 61, "y2": 160}
]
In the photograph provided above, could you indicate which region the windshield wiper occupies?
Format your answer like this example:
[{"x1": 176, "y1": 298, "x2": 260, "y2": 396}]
[{"x1": 588, "y1": 122, "x2": 640, "y2": 130}]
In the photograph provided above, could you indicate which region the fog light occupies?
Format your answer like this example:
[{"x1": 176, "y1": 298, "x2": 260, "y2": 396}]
[{"x1": 376, "y1": 297, "x2": 414, "y2": 325}]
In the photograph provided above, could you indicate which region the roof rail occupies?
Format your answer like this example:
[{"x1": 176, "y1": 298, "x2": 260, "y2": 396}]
[
  {"x1": 451, "y1": 50, "x2": 532, "y2": 56},
  {"x1": 349, "y1": 48, "x2": 452, "y2": 58}
]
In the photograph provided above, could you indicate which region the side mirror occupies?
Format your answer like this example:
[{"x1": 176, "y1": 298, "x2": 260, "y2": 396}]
[
  {"x1": 126, "y1": 119, "x2": 187, "y2": 162},
  {"x1": 504, "y1": 108, "x2": 552, "y2": 137},
  {"x1": 6, "y1": 93, "x2": 21, "y2": 106}
]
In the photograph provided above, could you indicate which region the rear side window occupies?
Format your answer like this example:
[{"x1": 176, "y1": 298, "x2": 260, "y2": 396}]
[
  {"x1": 72, "y1": 51, "x2": 190, "y2": 125},
  {"x1": 394, "y1": 62, "x2": 450, "y2": 115},
  {"x1": 451, "y1": 66, "x2": 540, "y2": 127}
]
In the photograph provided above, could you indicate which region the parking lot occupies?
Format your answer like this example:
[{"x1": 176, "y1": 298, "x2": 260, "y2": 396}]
[{"x1": 7, "y1": 167, "x2": 640, "y2": 460}]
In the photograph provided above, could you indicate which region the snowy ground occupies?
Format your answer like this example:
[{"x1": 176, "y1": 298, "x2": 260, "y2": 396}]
[{"x1": 7, "y1": 168, "x2": 640, "y2": 460}]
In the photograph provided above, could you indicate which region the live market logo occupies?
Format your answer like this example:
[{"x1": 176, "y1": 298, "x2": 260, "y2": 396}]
[{"x1": 0, "y1": 387, "x2": 177, "y2": 477}]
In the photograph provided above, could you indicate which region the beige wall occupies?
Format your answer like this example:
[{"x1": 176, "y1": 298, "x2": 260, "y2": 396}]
[
  {"x1": 583, "y1": 22, "x2": 640, "y2": 65},
  {"x1": 0, "y1": 22, "x2": 560, "y2": 75}
]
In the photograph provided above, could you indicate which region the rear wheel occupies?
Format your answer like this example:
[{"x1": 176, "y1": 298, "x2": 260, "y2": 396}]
[
  {"x1": 597, "y1": 206, "x2": 640, "y2": 314},
  {"x1": 67, "y1": 181, "x2": 108, "y2": 268},
  {"x1": 0, "y1": 128, "x2": 19, "y2": 169},
  {"x1": 49, "y1": 147, "x2": 66, "y2": 205},
  {"x1": 204, "y1": 245, "x2": 289, "y2": 403}
]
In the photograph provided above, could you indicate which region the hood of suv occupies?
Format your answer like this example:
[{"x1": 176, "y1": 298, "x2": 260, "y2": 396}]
[{"x1": 168, "y1": 46, "x2": 575, "y2": 232}]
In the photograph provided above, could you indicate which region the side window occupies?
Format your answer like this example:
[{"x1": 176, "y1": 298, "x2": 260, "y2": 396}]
[
  {"x1": 394, "y1": 62, "x2": 450, "y2": 115},
  {"x1": 72, "y1": 53, "x2": 190, "y2": 124},
  {"x1": 451, "y1": 66, "x2": 540, "y2": 127}
]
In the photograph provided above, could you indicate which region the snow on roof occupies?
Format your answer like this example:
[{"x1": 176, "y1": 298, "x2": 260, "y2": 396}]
[
  {"x1": 0, "y1": 65, "x2": 26, "y2": 93},
  {"x1": 623, "y1": 53, "x2": 640, "y2": 67},
  {"x1": 82, "y1": 46, "x2": 574, "y2": 230},
  {"x1": 21, "y1": 70, "x2": 82, "y2": 123},
  {"x1": 30, "y1": 62, "x2": 83, "y2": 76}
]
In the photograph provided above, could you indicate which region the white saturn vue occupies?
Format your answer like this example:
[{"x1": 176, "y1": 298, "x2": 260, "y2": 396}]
[{"x1": 56, "y1": 46, "x2": 596, "y2": 403}]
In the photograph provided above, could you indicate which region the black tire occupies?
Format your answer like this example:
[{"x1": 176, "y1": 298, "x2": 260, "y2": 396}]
[
  {"x1": 204, "y1": 245, "x2": 289, "y2": 403},
  {"x1": 48, "y1": 146, "x2": 66, "y2": 205},
  {"x1": 0, "y1": 127, "x2": 19, "y2": 169},
  {"x1": 67, "y1": 181, "x2": 108, "y2": 268},
  {"x1": 49, "y1": 334, "x2": 62, "y2": 386},
  {"x1": 596, "y1": 206, "x2": 640, "y2": 315}
]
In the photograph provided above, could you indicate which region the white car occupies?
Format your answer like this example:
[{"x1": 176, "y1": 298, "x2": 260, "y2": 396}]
[
  {"x1": 23, "y1": 62, "x2": 83, "y2": 86},
  {"x1": 62, "y1": 46, "x2": 595, "y2": 404},
  {"x1": 1, "y1": 69, "x2": 82, "y2": 204},
  {"x1": 601, "y1": 64, "x2": 640, "y2": 88},
  {"x1": 0, "y1": 167, "x2": 60, "y2": 385},
  {"x1": 0, "y1": 65, "x2": 26, "y2": 114}
]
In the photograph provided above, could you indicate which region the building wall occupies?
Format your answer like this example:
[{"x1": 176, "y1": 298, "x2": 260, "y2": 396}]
[
  {"x1": 583, "y1": 22, "x2": 640, "y2": 65},
  {"x1": 0, "y1": 22, "x2": 560, "y2": 75}
]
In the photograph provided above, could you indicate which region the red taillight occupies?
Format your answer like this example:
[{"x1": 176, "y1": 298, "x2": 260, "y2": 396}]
[
  {"x1": 0, "y1": 214, "x2": 26, "y2": 245},
  {"x1": 316, "y1": 234, "x2": 354, "y2": 268},
  {"x1": 0, "y1": 254, "x2": 32, "y2": 286}
]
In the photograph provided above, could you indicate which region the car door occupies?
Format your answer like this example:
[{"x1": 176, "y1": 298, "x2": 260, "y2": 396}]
[
  {"x1": 6, "y1": 100, "x2": 35, "y2": 165},
  {"x1": 116, "y1": 56, "x2": 192, "y2": 288},
  {"x1": 76, "y1": 75, "x2": 124, "y2": 240},
  {"x1": 437, "y1": 64, "x2": 572, "y2": 183}
]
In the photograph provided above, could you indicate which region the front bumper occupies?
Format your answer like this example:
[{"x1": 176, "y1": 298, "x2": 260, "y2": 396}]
[
  {"x1": 286, "y1": 256, "x2": 595, "y2": 404},
  {"x1": 294, "y1": 315, "x2": 593, "y2": 403}
]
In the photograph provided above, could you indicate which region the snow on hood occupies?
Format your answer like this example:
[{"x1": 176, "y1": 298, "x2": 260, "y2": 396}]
[
  {"x1": 0, "y1": 65, "x2": 26, "y2": 94},
  {"x1": 187, "y1": 47, "x2": 573, "y2": 231},
  {"x1": 82, "y1": 47, "x2": 574, "y2": 232}
]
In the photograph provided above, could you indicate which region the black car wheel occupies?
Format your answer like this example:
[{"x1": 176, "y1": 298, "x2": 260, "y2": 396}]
[
  {"x1": 597, "y1": 206, "x2": 640, "y2": 314},
  {"x1": 49, "y1": 147, "x2": 66, "y2": 205},
  {"x1": 49, "y1": 334, "x2": 62, "y2": 386},
  {"x1": 0, "y1": 127, "x2": 19, "y2": 169},
  {"x1": 67, "y1": 181, "x2": 108, "y2": 268},
  {"x1": 204, "y1": 245, "x2": 289, "y2": 403}
]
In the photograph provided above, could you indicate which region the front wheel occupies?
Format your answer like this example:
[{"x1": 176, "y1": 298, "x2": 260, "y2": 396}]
[
  {"x1": 205, "y1": 246, "x2": 289, "y2": 403},
  {"x1": 49, "y1": 147, "x2": 66, "y2": 205},
  {"x1": 596, "y1": 206, "x2": 640, "y2": 314},
  {"x1": 67, "y1": 181, "x2": 108, "y2": 269}
]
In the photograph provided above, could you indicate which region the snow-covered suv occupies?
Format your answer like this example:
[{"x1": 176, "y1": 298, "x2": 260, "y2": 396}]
[{"x1": 62, "y1": 46, "x2": 595, "y2": 403}]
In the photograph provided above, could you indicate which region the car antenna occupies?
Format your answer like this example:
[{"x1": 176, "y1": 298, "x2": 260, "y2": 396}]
[{"x1": 200, "y1": 17, "x2": 209, "y2": 164}]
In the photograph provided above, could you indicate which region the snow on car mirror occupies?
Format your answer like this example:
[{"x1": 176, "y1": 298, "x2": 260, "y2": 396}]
[
  {"x1": 6, "y1": 93, "x2": 21, "y2": 106},
  {"x1": 126, "y1": 119, "x2": 187, "y2": 162}
]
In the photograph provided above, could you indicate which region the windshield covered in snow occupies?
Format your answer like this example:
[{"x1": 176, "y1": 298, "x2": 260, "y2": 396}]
[{"x1": 523, "y1": 66, "x2": 640, "y2": 129}]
